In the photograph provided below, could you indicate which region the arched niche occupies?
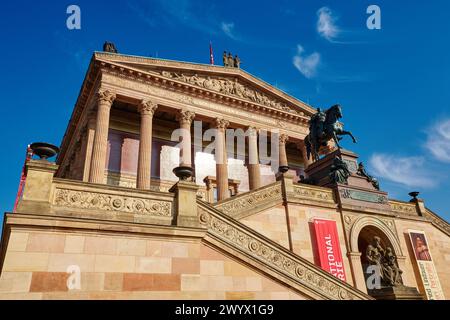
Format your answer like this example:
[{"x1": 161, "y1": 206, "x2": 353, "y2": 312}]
[{"x1": 349, "y1": 216, "x2": 403, "y2": 257}]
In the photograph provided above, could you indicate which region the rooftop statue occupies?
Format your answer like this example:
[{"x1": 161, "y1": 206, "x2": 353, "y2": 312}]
[
  {"x1": 103, "y1": 41, "x2": 118, "y2": 53},
  {"x1": 305, "y1": 104, "x2": 357, "y2": 162}
]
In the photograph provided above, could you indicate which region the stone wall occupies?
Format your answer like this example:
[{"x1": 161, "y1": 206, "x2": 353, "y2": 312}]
[
  {"x1": 241, "y1": 205, "x2": 290, "y2": 249},
  {"x1": 0, "y1": 228, "x2": 307, "y2": 300}
]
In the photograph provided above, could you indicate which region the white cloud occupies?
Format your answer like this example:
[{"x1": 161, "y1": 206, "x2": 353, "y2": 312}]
[
  {"x1": 369, "y1": 154, "x2": 437, "y2": 188},
  {"x1": 293, "y1": 45, "x2": 320, "y2": 79},
  {"x1": 425, "y1": 118, "x2": 450, "y2": 163},
  {"x1": 317, "y1": 7, "x2": 339, "y2": 41},
  {"x1": 221, "y1": 22, "x2": 237, "y2": 40}
]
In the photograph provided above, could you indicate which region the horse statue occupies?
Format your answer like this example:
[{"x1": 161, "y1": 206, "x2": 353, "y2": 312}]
[{"x1": 305, "y1": 104, "x2": 357, "y2": 162}]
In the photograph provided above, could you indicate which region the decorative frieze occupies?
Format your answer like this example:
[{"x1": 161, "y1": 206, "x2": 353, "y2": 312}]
[
  {"x1": 159, "y1": 71, "x2": 303, "y2": 115},
  {"x1": 198, "y1": 204, "x2": 365, "y2": 300},
  {"x1": 293, "y1": 184, "x2": 335, "y2": 204},
  {"x1": 389, "y1": 201, "x2": 418, "y2": 216},
  {"x1": 53, "y1": 188, "x2": 172, "y2": 217}
]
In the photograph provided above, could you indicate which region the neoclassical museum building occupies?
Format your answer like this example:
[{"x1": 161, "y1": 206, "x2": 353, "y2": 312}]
[{"x1": 0, "y1": 47, "x2": 449, "y2": 300}]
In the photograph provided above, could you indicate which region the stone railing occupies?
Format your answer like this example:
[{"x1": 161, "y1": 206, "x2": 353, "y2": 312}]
[
  {"x1": 389, "y1": 200, "x2": 418, "y2": 216},
  {"x1": 214, "y1": 182, "x2": 282, "y2": 219},
  {"x1": 51, "y1": 178, "x2": 175, "y2": 225},
  {"x1": 425, "y1": 208, "x2": 450, "y2": 237},
  {"x1": 291, "y1": 183, "x2": 336, "y2": 206},
  {"x1": 198, "y1": 201, "x2": 370, "y2": 300},
  {"x1": 105, "y1": 171, "x2": 208, "y2": 201}
]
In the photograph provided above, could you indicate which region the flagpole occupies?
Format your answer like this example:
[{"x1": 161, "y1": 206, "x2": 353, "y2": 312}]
[{"x1": 209, "y1": 41, "x2": 214, "y2": 65}]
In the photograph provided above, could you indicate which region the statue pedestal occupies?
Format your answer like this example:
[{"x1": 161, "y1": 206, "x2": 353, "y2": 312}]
[
  {"x1": 305, "y1": 149, "x2": 375, "y2": 189},
  {"x1": 304, "y1": 149, "x2": 390, "y2": 211},
  {"x1": 368, "y1": 286, "x2": 423, "y2": 300}
]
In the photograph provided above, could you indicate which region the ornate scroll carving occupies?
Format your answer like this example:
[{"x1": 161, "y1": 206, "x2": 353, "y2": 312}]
[
  {"x1": 177, "y1": 110, "x2": 196, "y2": 125},
  {"x1": 53, "y1": 188, "x2": 172, "y2": 217},
  {"x1": 215, "y1": 118, "x2": 230, "y2": 130},
  {"x1": 279, "y1": 133, "x2": 289, "y2": 145},
  {"x1": 97, "y1": 89, "x2": 116, "y2": 104},
  {"x1": 198, "y1": 203, "x2": 366, "y2": 300},
  {"x1": 159, "y1": 71, "x2": 303, "y2": 115},
  {"x1": 214, "y1": 183, "x2": 282, "y2": 218},
  {"x1": 138, "y1": 99, "x2": 158, "y2": 115}
]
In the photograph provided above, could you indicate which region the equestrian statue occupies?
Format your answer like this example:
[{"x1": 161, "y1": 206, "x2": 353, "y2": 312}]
[{"x1": 305, "y1": 104, "x2": 357, "y2": 162}]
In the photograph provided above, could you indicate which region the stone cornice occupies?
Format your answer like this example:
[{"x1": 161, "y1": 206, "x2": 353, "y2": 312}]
[
  {"x1": 57, "y1": 55, "x2": 103, "y2": 170},
  {"x1": 94, "y1": 51, "x2": 316, "y2": 115},
  {"x1": 424, "y1": 208, "x2": 450, "y2": 237},
  {"x1": 96, "y1": 58, "x2": 311, "y2": 124},
  {"x1": 57, "y1": 53, "x2": 312, "y2": 171}
]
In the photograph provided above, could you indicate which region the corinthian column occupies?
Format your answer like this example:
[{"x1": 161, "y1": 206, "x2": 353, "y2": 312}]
[
  {"x1": 137, "y1": 100, "x2": 158, "y2": 190},
  {"x1": 215, "y1": 118, "x2": 230, "y2": 201},
  {"x1": 278, "y1": 133, "x2": 289, "y2": 173},
  {"x1": 176, "y1": 110, "x2": 196, "y2": 167},
  {"x1": 247, "y1": 127, "x2": 261, "y2": 190},
  {"x1": 89, "y1": 89, "x2": 116, "y2": 184}
]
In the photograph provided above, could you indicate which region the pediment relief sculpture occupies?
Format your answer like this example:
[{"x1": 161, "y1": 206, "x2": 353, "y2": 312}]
[{"x1": 158, "y1": 71, "x2": 304, "y2": 115}]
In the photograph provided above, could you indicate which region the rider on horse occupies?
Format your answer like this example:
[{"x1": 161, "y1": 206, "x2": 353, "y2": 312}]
[{"x1": 305, "y1": 104, "x2": 357, "y2": 162}]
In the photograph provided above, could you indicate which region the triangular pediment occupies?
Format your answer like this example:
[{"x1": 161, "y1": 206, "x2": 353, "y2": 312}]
[{"x1": 94, "y1": 52, "x2": 315, "y2": 117}]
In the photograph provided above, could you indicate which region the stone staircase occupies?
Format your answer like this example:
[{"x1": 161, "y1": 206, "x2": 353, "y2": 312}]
[{"x1": 197, "y1": 200, "x2": 371, "y2": 300}]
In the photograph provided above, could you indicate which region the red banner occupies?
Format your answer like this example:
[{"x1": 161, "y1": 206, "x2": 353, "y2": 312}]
[{"x1": 313, "y1": 218, "x2": 346, "y2": 281}]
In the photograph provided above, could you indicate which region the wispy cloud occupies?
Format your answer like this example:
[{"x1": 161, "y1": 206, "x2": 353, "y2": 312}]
[
  {"x1": 425, "y1": 118, "x2": 450, "y2": 163},
  {"x1": 53, "y1": 31, "x2": 90, "y2": 70},
  {"x1": 317, "y1": 7, "x2": 339, "y2": 42},
  {"x1": 369, "y1": 154, "x2": 437, "y2": 188},
  {"x1": 293, "y1": 45, "x2": 320, "y2": 79},
  {"x1": 129, "y1": 0, "x2": 219, "y2": 35},
  {"x1": 221, "y1": 22, "x2": 238, "y2": 40}
]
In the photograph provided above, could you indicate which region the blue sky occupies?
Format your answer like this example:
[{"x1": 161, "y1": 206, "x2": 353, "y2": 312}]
[{"x1": 0, "y1": 0, "x2": 449, "y2": 228}]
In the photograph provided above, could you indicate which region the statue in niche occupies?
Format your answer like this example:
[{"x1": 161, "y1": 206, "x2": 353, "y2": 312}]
[{"x1": 366, "y1": 236, "x2": 404, "y2": 288}]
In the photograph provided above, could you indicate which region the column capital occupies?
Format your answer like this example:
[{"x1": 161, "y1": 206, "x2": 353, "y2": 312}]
[
  {"x1": 138, "y1": 99, "x2": 158, "y2": 115},
  {"x1": 279, "y1": 133, "x2": 289, "y2": 145},
  {"x1": 97, "y1": 89, "x2": 116, "y2": 105},
  {"x1": 247, "y1": 126, "x2": 259, "y2": 137},
  {"x1": 215, "y1": 118, "x2": 229, "y2": 130},
  {"x1": 177, "y1": 109, "x2": 196, "y2": 126}
]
